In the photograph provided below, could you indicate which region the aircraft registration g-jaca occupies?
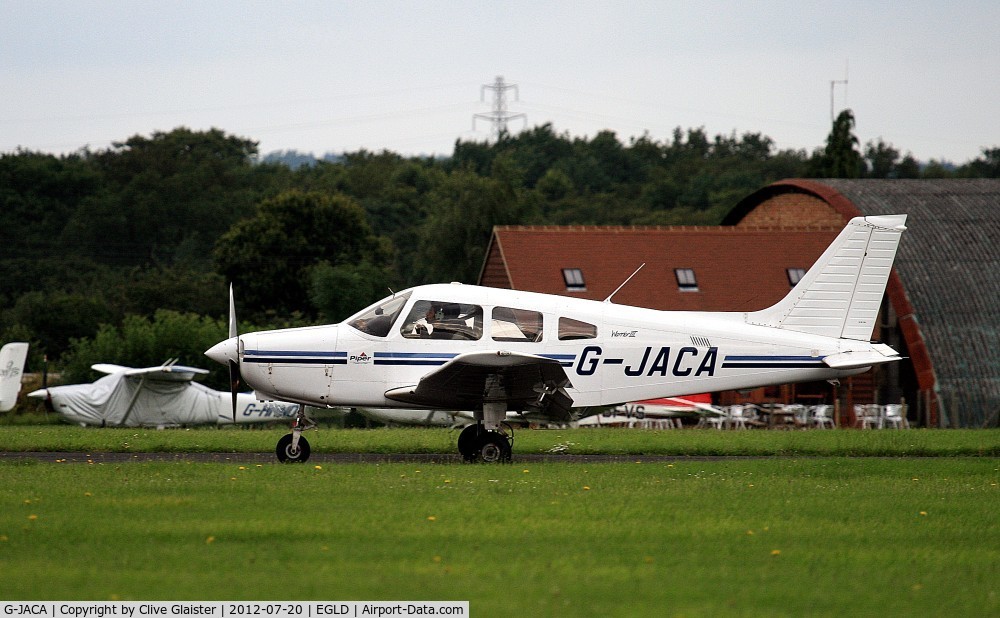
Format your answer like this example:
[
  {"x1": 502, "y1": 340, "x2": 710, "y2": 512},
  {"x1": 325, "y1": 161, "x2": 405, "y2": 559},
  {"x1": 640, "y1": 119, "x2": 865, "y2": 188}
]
[{"x1": 206, "y1": 215, "x2": 908, "y2": 463}]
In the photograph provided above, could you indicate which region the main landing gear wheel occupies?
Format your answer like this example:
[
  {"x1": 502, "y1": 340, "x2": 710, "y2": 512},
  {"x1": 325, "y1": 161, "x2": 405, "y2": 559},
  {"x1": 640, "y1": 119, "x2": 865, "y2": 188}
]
[
  {"x1": 276, "y1": 433, "x2": 311, "y2": 463},
  {"x1": 457, "y1": 424, "x2": 482, "y2": 462},
  {"x1": 457, "y1": 424, "x2": 512, "y2": 463},
  {"x1": 478, "y1": 432, "x2": 512, "y2": 463}
]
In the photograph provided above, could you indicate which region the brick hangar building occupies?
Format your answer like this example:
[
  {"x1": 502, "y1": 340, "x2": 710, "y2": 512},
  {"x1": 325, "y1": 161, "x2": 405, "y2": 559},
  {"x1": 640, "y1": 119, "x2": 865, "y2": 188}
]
[{"x1": 478, "y1": 179, "x2": 1000, "y2": 428}]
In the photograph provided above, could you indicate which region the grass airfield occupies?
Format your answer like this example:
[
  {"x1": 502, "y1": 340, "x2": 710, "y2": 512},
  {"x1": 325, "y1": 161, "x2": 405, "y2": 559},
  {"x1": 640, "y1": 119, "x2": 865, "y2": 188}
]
[{"x1": 0, "y1": 426, "x2": 997, "y2": 616}]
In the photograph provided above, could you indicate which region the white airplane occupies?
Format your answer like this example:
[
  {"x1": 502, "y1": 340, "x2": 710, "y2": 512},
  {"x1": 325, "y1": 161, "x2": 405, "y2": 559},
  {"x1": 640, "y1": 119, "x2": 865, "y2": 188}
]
[
  {"x1": 0, "y1": 342, "x2": 29, "y2": 412},
  {"x1": 206, "y1": 214, "x2": 907, "y2": 463},
  {"x1": 580, "y1": 395, "x2": 725, "y2": 428},
  {"x1": 27, "y1": 360, "x2": 303, "y2": 428}
]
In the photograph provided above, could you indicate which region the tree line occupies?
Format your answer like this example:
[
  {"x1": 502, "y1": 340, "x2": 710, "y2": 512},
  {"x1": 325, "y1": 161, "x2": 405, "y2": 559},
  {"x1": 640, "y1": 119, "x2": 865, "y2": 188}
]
[{"x1": 2, "y1": 114, "x2": 997, "y2": 388}]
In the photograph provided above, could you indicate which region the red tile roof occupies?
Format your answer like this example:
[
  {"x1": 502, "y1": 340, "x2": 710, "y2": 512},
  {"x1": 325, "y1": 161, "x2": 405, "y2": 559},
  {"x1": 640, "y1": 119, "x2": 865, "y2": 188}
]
[{"x1": 480, "y1": 225, "x2": 840, "y2": 312}]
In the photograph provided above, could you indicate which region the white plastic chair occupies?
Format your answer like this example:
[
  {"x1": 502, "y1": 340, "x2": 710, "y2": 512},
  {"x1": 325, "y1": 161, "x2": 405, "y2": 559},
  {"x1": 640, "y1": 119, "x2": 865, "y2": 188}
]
[
  {"x1": 784, "y1": 404, "x2": 808, "y2": 428},
  {"x1": 811, "y1": 405, "x2": 836, "y2": 429},
  {"x1": 728, "y1": 405, "x2": 749, "y2": 430},
  {"x1": 700, "y1": 413, "x2": 725, "y2": 430},
  {"x1": 854, "y1": 404, "x2": 882, "y2": 429},
  {"x1": 883, "y1": 404, "x2": 909, "y2": 429}
]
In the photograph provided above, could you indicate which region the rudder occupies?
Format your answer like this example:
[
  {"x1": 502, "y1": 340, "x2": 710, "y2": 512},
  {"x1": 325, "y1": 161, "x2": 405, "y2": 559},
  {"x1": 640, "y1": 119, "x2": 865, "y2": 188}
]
[
  {"x1": 0, "y1": 342, "x2": 29, "y2": 412},
  {"x1": 747, "y1": 215, "x2": 907, "y2": 341}
]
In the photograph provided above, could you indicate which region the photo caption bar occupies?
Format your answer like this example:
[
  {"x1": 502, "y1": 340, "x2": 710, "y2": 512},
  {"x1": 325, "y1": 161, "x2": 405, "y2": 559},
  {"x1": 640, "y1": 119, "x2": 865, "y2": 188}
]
[{"x1": 1, "y1": 602, "x2": 468, "y2": 618}]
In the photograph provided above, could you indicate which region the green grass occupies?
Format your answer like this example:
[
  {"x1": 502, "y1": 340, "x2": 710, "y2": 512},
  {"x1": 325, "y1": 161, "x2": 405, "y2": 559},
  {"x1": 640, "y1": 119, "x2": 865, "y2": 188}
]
[
  {"x1": 0, "y1": 458, "x2": 997, "y2": 616},
  {"x1": 0, "y1": 425, "x2": 997, "y2": 457}
]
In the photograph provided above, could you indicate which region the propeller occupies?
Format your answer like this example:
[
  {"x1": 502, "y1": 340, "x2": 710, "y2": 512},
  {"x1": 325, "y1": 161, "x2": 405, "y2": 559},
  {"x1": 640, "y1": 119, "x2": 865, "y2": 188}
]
[{"x1": 228, "y1": 284, "x2": 240, "y2": 422}]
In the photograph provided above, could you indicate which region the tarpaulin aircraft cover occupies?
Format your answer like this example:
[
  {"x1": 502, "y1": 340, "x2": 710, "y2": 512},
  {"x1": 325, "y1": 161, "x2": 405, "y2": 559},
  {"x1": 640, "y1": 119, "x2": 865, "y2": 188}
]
[{"x1": 50, "y1": 372, "x2": 222, "y2": 426}]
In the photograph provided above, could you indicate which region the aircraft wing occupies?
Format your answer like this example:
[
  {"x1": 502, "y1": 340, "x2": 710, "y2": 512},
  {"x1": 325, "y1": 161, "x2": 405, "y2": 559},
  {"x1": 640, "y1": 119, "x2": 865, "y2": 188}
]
[
  {"x1": 91, "y1": 363, "x2": 209, "y2": 382},
  {"x1": 384, "y1": 351, "x2": 574, "y2": 420}
]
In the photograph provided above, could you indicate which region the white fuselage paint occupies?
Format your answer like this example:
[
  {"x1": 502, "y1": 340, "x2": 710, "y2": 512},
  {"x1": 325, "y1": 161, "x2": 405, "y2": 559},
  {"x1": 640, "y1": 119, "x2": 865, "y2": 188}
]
[{"x1": 233, "y1": 284, "x2": 869, "y2": 411}]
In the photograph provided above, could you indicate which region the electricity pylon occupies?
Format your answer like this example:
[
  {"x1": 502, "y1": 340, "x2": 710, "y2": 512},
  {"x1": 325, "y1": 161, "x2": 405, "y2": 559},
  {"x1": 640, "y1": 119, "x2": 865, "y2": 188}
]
[{"x1": 473, "y1": 75, "x2": 526, "y2": 140}]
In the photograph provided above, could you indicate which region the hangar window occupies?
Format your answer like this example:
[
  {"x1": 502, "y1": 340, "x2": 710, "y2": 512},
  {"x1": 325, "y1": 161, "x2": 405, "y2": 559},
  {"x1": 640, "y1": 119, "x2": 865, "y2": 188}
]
[
  {"x1": 787, "y1": 268, "x2": 807, "y2": 287},
  {"x1": 675, "y1": 268, "x2": 698, "y2": 291},
  {"x1": 558, "y1": 317, "x2": 597, "y2": 340},
  {"x1": 562, "y1": 268, "x2": 586, "y2": 291},
  {"x1": 492, "y1": 307, "x2": 543, "y2": 342}
]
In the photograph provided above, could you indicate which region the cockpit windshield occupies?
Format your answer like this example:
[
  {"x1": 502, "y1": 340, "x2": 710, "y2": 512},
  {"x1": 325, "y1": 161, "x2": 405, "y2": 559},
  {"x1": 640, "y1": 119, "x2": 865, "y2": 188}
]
[{"x1": 346, "y1": 291, "x2": 412, "y2": 337}]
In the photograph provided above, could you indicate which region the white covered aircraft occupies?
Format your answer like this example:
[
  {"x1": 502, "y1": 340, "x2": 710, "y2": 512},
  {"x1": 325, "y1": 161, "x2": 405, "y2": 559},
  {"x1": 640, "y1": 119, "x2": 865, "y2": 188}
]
[
  {"x1": 0, "y1": 342, "x2": 29, "y2": 412},
  {"x1": 206, "y1": 215, "x2": 908, "y2": 463},
  {"x1": 28, "y1": 360, "x2": 302, "y2": 427}
]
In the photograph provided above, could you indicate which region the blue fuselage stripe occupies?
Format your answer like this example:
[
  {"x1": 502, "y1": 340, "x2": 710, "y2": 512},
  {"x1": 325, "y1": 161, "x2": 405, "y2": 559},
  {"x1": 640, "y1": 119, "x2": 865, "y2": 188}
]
[
  {"x1": 374, "y1": 360, "x2": 448, "y2": 366},
  {"x1": 722, "y1": 355, "x2": 825, "y2": 369},
  {"x1": 244, "y1": 357, "x2": 346, "y2": 365}
]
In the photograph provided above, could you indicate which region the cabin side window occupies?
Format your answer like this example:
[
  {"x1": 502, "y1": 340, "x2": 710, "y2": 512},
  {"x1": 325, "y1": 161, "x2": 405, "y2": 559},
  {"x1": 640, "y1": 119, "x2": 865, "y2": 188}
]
[
  {"x1": 558, "y1": 317, "x2": 597, "y2": 340},
  {"x1": 491, "y1": 307, "x2": 544, "y2": 342},
  {"x1": 399, "y1": 300, "x2": 483, "y2": 340}
]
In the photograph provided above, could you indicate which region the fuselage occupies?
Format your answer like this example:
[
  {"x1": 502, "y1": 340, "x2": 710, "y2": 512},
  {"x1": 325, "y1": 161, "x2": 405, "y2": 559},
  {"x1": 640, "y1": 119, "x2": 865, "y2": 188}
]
[{"x1": 221, "y1": 283, "x2": 871, "y2": 411}]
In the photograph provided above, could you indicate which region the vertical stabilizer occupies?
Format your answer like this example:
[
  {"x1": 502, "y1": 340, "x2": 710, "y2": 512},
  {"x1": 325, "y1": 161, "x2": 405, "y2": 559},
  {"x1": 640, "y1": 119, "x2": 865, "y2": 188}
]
[
  {"x1": 0, "y1": 342, "x2": 29, "y2": 412},
  {"x1": 747, "y1": 215, "x2": 907, "y2": 341}
]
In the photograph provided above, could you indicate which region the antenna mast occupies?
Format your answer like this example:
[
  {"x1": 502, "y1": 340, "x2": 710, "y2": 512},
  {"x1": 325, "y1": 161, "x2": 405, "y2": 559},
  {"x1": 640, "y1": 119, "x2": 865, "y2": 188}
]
[
  {"x1": 829, "y1": 60, "x2": 849, "y2": 121},
  {"x1": 473, "y1": 75, "x2": 526, "y2": 140}
]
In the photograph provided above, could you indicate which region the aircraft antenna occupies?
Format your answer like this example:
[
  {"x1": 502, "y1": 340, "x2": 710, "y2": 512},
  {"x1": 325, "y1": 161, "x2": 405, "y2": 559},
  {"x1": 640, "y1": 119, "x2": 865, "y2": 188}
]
[
  {"x1": 473, "y1": 75, "x2": 527, "y2": 140},
  {"x1": 604, "y1": 263, "x2": 645, "y2": 303}
]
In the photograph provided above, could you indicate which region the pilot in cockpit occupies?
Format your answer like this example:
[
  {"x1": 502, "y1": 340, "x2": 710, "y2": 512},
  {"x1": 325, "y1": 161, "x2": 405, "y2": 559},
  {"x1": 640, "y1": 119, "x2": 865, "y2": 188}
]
[{"x1": 404, "y1": 301, "x2": 441, "y2": 338}]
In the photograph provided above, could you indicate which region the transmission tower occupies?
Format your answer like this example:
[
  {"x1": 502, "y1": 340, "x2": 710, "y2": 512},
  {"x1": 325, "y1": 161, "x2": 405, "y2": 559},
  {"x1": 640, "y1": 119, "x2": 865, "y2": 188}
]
[{"x1": 473, "y1": 75, "x2": 526, "y2": 139}]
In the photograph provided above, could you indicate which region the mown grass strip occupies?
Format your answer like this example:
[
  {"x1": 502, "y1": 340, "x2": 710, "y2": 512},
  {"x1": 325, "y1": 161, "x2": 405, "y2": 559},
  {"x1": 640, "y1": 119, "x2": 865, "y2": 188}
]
[
  {"x1": 0, "y1": 426, "x2": 997, "y2": 457},
  {"x1": 1, "y1": 458, "x2": 996, "y2": 616}
]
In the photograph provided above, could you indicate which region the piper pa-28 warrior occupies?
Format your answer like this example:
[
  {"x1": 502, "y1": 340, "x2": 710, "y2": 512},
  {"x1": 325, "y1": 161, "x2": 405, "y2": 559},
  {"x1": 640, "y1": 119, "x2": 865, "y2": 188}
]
[{"x1": 206, "y1": 215, "x2": 908, "y2": 463}]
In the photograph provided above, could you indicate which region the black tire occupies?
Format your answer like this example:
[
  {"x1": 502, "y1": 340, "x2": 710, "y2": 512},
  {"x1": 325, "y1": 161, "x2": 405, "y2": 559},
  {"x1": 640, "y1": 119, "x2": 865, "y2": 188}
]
[
  {"x1": 457, "y1": 424, "x2": 482, "y2": 462},
  {"x1": 477, "y1": 431, "x2": 512, "y2": 464},
  {"x1": 276, "y1": 433, "x2": 311, "y2": 463}
]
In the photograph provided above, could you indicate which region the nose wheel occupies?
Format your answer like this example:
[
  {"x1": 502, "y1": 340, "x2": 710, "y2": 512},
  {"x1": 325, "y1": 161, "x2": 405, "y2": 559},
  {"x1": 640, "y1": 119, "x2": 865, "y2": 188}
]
[
  {"x1": 276, "y1": 433, "x2": 311, "y2": 463},
  {"x1": 275, "y1": 405, "x2": 316, "y2": 463}
]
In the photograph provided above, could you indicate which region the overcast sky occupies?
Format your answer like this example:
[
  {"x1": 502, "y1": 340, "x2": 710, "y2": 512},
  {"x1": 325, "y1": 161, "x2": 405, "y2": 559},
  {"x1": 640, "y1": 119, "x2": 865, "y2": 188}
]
[{"x1": 3, "y1": 1, "x2": 997, "y2": 163}]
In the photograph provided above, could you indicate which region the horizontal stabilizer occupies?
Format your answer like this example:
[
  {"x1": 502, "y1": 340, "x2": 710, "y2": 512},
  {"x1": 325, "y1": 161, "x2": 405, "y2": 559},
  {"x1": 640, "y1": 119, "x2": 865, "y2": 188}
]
[{"x1": 823, "y1": 344, "x2": 902, "y2": 370}]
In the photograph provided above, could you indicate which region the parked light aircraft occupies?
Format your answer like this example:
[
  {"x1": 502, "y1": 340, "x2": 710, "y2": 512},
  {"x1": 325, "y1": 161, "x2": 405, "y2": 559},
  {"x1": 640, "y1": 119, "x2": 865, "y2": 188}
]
[
  {"x1": 206, "y1": 215, "x2": 907, "y2": 463},
  {"x1": 28, "y1": 360, "x2": 302, "y2": 427},
  {"x1": 0, "y1": 342, "x2": 29, "y2": 412},
  {"x1": 579, "y1": 395, "x2": 725, "y2": 428}
]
